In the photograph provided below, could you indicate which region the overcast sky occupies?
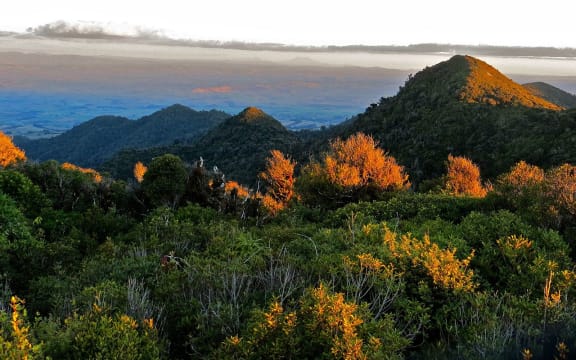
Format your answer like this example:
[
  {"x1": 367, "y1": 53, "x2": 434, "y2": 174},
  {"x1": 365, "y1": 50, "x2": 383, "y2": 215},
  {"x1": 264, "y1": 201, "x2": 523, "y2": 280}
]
[{"x1": 1, "y1": 0, "x2": 575, "y2": 48}]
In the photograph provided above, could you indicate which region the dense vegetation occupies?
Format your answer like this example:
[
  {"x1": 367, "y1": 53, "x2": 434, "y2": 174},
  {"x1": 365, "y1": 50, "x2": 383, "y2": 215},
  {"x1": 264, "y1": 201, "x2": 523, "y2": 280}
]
[
  {"x1": 1, "y1": 128, "x2": 576, "y2": 359},
  {"x1": 102, "y1": 107, "x2": 301, "y2": 185},
  {"x1": 2, "y1": 55, "x2": 576, "y2": 359},
  {"x1": 343, "y1": 55, "x2": 576, "y2": 185}
]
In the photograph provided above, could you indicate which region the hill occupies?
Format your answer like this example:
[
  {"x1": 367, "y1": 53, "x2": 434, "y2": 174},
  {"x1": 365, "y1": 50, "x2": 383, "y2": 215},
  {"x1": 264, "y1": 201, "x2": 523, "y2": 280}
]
[
  {"x1": 523, "y1": 82, "x2": 576, "y2": 109},
  {"x1": 102, "y1": 107, "x2": 301, "y2": 185},
  {"x1": 16, "y1": 104, "x2": 230, "y2": 167},
  {"x1": 344, "y1": 55, "x2": 575, "y2": 185}
]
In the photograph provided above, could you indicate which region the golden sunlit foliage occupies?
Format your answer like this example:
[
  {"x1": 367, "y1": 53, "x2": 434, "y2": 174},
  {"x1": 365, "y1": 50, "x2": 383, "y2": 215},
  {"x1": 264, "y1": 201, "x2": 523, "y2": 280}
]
[
  {"x1": 299, "y1": 133, "x2": 409, "y2": 206},
  {"x1": 544, "y1": 164, "x2": 576, "y2": 217},
  {"x1": 382, "y1": 227, "x2": 476, "y2": 292},
  {"x1": 444, "y1": 154, "x2": 486, "y2": 198},
  {"x1": 500, "y1": 161, "x2": 544, "y2": 189},
  {"x1": 133, "y1": 161, "x2": 148, "y2": 183},
  {"x1": 224, "y1": 284, "x2": 393, "y2": 359},
  {"x1": 260, "y1": 150, "x2": 296, "y2": 215},
  {"x1": 326, "y1": 133, "x2": 409, "y2": 191},
  {"x1": 224, "y1": 180, "x2": 249, "y2": 199},
  {"x1": 0, "y1": 296, "x2": 41, "y2": 360},
  {"x1": 0, "y1": 131, "x2": 26, "y2": 168},
  {"x1": 61, "y1": 162, "x2": 103, "y2": 183},
  {"x1": 459, "y1": 55, "x2": 562, "y2": 110}
]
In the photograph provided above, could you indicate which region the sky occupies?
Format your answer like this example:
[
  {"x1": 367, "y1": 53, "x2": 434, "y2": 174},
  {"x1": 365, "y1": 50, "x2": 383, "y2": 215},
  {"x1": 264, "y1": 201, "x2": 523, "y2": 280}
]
[{"x1": 1, "y1": 0, "x2": 575, "y2": 48}]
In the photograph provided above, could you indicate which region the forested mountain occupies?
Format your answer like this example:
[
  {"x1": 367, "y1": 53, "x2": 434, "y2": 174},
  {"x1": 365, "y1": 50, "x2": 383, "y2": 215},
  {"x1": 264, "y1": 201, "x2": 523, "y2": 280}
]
[
  {"x1": 16, "y1": 104, "x2": 229, "y2": 167},
  {"x1": 523, "y1": 81, "x2": 576, "y2": 109},
  {"x1": 342, "y1": 55, "x2": 576, "y2": 185},
  {"x1": 102, "y1": 107, "x2": 301, "y2": 185},
  {"x1": 2, "y1": 55, "x2": 576, "y2": 359}
]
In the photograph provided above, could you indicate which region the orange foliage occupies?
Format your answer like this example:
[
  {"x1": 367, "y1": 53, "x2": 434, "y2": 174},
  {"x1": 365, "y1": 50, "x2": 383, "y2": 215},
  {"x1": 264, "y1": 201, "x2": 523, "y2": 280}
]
[
  {"x1": 260, "y1": 150, "x2": 296, "y2": 215},
  {"x1": 61, "y1": 162, "x2": 103, "y2": 183},
  {"x1": 304, "y1": 284, "x2": 367, "y2": 359},
  {"x1": 545, "y1": 164, "x2": 576, "y2": 216},
  {"x1": 133, "y1": 161, "x2": 148, "y2": 183},
  {"x1": 501, "y1": 161, "x2": 544, "y2": 190},
  {"x1": 0, "y1": 131, "x2": 26, "y2": 168},
  {"x1": 224, "y1": 180, "x2": 249, "y2": 199},
  {"x1": 444, "y1": 154, "x2": 486, "y2": 197},
  {"x1": 460, "y1": 55, "x2": 562, "y2": 110},
  {"x1": 325, "y1": 133, "x2": 409, "y2": 191},
  {"x1": 383, "y1": 227, "x2": 476, "y2": 292}
]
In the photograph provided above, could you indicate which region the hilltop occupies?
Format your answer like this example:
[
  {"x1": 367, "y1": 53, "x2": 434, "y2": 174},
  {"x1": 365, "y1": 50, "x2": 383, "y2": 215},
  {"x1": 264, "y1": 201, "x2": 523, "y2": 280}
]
[
  {"x1": 16, "y1": 104, "x2": 230, "y2": 167},
  {"x1": 344, "y1": 55, "x2": 575, "y2": 184},
  {"x1": 102, "y1": 107, "x2": 300, "y2": 185}
]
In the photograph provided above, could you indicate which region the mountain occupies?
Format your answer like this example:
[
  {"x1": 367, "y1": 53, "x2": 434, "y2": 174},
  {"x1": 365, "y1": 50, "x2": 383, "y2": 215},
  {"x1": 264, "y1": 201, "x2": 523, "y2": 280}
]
[
  {"x1": 17, "y1": 104, "x2": 230, "y2": 167},
  {"x1": 102, "y1": 107, "x2": 301, "y2": 185},
  {"x1": 343, "y1": 55, "x2": 575, "y2": 185},
  {"x1": 522, "y1": 82, "x2": 576, "y2": 109}
]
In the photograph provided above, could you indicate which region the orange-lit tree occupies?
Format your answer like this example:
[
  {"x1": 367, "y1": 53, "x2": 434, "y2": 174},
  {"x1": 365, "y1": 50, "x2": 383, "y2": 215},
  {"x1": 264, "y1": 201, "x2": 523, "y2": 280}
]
[
  {"x1": 260, "y1": 150, "x2": 296, "y2": 215},
  {"x1": 0, "y1": 131, "x2": 26, "y2": 168},
  {"x1": 298, "y1": 132, "x2": 409, "y2": 206},
  {"x1": 496, "y1": 161, "x2": 544, "y2": 211},
  {"x1": 544, "y1": 164, "x2": 576, "y2": 225},
  {"x1": 133, "y1": 161, "x2": 148, "y2": 183},
  {"x1": 443, "y1": 155, "x2": 486, "y2": 197},
  {"x1": 61, "y1": 162, "x2": 103, "y2": 183}
]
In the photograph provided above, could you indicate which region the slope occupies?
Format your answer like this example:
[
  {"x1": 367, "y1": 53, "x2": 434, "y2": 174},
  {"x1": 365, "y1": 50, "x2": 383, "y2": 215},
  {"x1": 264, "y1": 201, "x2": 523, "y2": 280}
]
[
  {"x1": 523, "y1": 82, "x2": 576, "y2": 109},
  {"x1": 344, "y1": 55, "x2": 574, "y2": 185},
  {"x1": 102, "y1": 107, "x2": 301, "y2": 185},
  {"x1": 17, "y1": 104, "x2": 230, "y2": 167}
]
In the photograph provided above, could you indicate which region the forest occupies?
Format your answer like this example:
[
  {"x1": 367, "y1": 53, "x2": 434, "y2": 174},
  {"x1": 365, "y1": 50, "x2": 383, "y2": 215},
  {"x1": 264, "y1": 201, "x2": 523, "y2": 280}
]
[{"x1": 1, "y1": 127, "x2": 576, "y2": 360}]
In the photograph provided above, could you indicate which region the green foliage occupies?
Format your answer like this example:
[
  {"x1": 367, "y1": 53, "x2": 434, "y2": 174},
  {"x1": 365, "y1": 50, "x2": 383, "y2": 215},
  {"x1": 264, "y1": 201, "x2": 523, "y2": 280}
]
[
  {"x1": 36, "y1": 306, "x2": 161, "y2": 360},
  {"x1": 0, "y1": 169, "x2": 51, "y2": 217},
  {"x1": 104, "y1": 107, "x2": 300, "y2": 186},
  {"x1": 342, "y1": 57, "x2": 576, "y2": 186},
  {"x1": 142, "y1": 154, "x2": 188, "y2": 209}
]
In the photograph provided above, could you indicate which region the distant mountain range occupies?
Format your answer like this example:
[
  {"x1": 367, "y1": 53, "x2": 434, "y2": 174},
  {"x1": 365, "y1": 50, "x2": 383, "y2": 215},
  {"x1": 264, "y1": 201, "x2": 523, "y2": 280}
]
[{"x1": 17, "y1": 54, "x2": 576, "y2": 187}]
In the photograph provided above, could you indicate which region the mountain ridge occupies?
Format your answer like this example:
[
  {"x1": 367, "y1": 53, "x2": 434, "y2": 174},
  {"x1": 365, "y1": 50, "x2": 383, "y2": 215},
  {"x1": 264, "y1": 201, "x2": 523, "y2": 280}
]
[
  {"x1": 102, "y1": 107, "x2": 300, "y2": 185},
  {"x1": 341, "y1": 54, "x2": 575, "y2": 185},
  {"x1": 522, "y1": 82, "x2": 576, "y2": 109},
  {"x1": 17, "y1": 104, "x2": 230, "y2": 167}
]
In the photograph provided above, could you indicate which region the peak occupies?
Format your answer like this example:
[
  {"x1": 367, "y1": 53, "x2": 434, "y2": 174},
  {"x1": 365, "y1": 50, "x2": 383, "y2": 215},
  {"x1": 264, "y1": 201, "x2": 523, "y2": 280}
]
[
  {"x1": 459, "y1": 55, "x2": 562, "y2": 110},
  {"x1": 398, "y1": 55, "x2": 562, "y2": 111},
  {"x1": 161, "y1": 104, "x2": 195, "y2": 113},
  {"x1": 239, "y1": 107, "x2": 267, "y2": 120},
  {"x1": 229, "y1": 107, "x2": 287, "y2": 131}
]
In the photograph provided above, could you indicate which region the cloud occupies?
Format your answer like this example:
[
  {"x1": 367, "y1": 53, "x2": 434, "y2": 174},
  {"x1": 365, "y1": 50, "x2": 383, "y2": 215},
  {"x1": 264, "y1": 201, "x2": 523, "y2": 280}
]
[
  {"x1": 192, "y1": 86, "x2": 232, "y2": 94},
  {"x1": 30, "y1": 20, "x2": 165, "y2": 40}
]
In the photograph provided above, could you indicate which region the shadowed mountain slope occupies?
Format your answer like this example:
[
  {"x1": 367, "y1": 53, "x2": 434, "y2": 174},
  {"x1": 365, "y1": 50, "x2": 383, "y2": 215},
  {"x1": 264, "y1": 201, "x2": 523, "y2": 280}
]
[
  {"x1": 102, "y1": 107, "x2": 301, "y2": 185},
  {"x1": 523, "y1": 82, "x2": 576, "y2": 109},
  {"x1": 17, "y1": 104, "x2": 230, "y2": 167}
]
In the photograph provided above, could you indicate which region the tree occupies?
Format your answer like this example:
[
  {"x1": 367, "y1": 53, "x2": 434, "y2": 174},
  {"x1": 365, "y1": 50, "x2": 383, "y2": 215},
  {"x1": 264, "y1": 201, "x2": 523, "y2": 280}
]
[
  {"x1": 544, "y1": 164, "x2": 576, "y2": 225},
  {"x1": 133, "y1": 161, "x2": 148, "y2": 184},
  {"x1": 142, "y1": 154, "x2": 188, "y2": 209},
  {"x1": 0, "y1": 131, "x2": 26, "y2": 168},
  {"x1": 260, "y1": 150, "x2": 296, "y2": 215},
  {"x1": 298, "y1": 133, "x2": 409, "y2": 206},
  {"x1": 61, "y1": 162, "x2": 103, "y2": 183},
  {"x1": 444, "y1": 155, "x2": 487, "y2": 197}
]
